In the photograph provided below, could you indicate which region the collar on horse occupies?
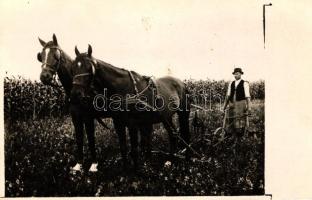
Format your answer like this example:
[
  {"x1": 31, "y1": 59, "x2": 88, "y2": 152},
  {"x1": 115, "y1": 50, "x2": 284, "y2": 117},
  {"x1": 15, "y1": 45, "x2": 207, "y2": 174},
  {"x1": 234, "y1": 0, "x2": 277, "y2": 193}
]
[{"x1": 128, "y1": 71, "x2": 139, "y2": 94}]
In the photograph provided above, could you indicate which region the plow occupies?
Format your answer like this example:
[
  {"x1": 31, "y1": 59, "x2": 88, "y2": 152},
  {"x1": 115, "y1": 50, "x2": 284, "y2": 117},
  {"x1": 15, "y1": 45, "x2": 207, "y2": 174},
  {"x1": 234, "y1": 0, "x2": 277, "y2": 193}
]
[{"x1": 152, "y1": 103, "x2": 253, "y2": 164}]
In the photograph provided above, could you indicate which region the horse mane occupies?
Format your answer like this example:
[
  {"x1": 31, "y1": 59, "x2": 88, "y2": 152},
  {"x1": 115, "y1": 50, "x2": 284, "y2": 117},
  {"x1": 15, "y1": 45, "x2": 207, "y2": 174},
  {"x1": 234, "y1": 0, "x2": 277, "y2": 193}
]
[
  {"x1": 89, "y1": 57, "x2": 149, "y2": 95},
  {"x1": 95, "y1": 58, "x2": 128, "y2": 73}
]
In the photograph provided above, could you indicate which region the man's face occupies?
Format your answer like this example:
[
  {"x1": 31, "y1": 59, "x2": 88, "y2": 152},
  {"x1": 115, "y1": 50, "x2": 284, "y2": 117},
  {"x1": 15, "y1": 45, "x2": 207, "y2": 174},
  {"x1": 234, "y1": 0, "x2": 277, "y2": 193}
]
[{"x1": 234, "y1": 72, "x2": 242, "y2": 80}]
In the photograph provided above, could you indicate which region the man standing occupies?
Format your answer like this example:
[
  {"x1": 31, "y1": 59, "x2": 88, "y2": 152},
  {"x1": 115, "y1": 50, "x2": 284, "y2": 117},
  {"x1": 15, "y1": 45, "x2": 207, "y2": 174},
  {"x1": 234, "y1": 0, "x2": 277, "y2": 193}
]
[{"x1": 223, "y1": 67, "x2": 251, "y2": 137}]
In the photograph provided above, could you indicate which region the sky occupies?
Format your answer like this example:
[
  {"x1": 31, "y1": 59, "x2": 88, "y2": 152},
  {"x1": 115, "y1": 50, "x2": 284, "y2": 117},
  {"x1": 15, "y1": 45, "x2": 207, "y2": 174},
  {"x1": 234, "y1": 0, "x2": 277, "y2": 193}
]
[{"x1": 0, "y1": 0, "x2": 269, "y2": 81}]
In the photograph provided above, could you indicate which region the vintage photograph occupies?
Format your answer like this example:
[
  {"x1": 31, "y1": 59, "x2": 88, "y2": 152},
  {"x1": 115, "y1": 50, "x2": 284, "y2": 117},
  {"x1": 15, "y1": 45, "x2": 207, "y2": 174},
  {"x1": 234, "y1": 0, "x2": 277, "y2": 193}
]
[{"x1": 2, "y1": 0, "x2": 266, "y2": 197}]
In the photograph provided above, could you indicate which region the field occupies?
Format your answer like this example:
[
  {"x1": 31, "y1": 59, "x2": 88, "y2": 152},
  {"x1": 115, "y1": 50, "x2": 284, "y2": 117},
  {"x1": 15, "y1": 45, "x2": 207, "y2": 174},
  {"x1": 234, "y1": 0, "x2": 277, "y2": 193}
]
[
  {"x1": 4, "y1": 101, "x2": 264, "y2": 196},
  {"x1": 4, "y1": 77, "x2": 265, "y2": 196}
]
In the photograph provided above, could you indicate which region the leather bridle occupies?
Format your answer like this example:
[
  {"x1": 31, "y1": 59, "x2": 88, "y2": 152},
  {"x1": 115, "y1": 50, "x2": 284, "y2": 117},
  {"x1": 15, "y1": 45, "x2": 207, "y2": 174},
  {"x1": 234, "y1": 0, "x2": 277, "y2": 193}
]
[
  {"x1": 72, "y1": 58, "x2": 97, "y2": 87},
  {"x1": 40, "y1": 46, "x2": 65, "y2": 87},
  {"x1": 41, "y1": 46, "x2": 63, "y2": 74}
]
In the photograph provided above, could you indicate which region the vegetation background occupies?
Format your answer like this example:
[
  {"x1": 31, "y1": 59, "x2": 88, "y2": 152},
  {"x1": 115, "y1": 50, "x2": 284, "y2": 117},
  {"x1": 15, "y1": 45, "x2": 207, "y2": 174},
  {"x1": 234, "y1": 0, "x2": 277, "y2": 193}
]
[{"x1": 4, "y1": 76, "x2": 264, "y2": 196}]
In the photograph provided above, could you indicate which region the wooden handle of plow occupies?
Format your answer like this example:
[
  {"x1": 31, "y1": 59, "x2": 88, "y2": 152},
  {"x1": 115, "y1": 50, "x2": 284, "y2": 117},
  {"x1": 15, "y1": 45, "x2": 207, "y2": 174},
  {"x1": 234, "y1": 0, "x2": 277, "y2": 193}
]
[
  {"x1": 246, "y1": 115, "x2": 250, "y2": 128},
  {"x1": 222, "y1": 111, "x2": 227, "y2": 129}
]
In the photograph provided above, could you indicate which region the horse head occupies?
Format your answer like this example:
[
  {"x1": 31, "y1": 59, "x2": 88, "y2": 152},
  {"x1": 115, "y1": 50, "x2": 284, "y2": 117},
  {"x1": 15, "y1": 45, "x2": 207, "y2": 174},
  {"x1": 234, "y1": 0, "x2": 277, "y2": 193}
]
[
  {"x1": 37, "y1": 34, "x2": 63, "y2": 85},
  {"x1": 71, "y1": 44, "x2": 97, "y2": 104}
]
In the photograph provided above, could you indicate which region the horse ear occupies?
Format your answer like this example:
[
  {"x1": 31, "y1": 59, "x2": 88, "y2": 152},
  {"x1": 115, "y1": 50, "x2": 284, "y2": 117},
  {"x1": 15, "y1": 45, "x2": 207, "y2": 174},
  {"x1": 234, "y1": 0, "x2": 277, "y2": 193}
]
[
  {"x1": 37, "y1": 52, "x2": 42, "y2": 62},
  {"x1": 52, "y1": 33, "x2": 58, "y2": 45},
  {"x1": 88, "y1": 44, "x2": 92, "y2": 57},
  {"x1": 75, "y1": 46, "x2": 80, "y2": 56},
  {"x1": 38, "y1": 37, "x2": 46, "y2": 47}
]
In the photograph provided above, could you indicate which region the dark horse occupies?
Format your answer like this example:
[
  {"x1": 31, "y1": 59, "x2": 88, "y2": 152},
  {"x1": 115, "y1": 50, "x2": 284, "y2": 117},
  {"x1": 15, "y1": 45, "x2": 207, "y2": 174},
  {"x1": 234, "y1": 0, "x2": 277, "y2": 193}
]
[
  {"x1": 37, "y1": 34, "x2": 101, "y2": 172},
  {"x1": 37, "y1": 34, "x2": 153, "y2": 172},
  {"x1": 71, "y1": 45, "x2": 191, "y2": 168}
]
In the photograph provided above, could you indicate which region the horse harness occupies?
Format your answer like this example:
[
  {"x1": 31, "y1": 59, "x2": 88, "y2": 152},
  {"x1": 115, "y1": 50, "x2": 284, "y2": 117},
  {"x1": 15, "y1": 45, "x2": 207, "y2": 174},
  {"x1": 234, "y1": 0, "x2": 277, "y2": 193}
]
[
  {"x1": 127, "y1": 71, "x2": 158, "y2": 108},
  {"x1": 41, "y1": 46, "x2": 63, "y2": 74},
  {"x1": 72, "y1": 58, "x2": 158, "y2": 110},
  {"x1": 72, "y1": 57, "x2": 97, "y2": 87},
  {"x1": 40, "y1": 46, "x2": 65, "y2": 88},
  {"x1": 70, "y1": 59, "x2": 203, "y2": 157}
]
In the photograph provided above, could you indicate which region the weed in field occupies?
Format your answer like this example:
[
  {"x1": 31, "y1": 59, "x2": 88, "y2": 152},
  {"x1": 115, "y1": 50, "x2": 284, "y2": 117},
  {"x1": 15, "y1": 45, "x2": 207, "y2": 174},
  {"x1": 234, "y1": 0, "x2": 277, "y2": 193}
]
[{"x1": 5, "y1": 101, "x2": 264, "y2": 196}]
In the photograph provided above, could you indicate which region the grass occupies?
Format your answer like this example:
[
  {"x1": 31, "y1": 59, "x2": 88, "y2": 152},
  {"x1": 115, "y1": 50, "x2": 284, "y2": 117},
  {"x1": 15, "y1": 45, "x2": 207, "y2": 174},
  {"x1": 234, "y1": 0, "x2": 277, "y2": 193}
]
[{"x1": 4, "y1": 100, "x2": 264, "y2": 196}]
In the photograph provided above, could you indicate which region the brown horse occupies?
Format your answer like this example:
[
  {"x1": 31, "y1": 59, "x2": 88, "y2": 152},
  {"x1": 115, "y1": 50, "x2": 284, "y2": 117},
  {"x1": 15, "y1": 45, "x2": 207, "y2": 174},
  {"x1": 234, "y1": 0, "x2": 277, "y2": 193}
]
[
  {"x1": 71, "y1": 45, "x2": 191, "y2": 169},
  {"x1": 37, "y1": 34, "x2": 137, "y2": 172}
]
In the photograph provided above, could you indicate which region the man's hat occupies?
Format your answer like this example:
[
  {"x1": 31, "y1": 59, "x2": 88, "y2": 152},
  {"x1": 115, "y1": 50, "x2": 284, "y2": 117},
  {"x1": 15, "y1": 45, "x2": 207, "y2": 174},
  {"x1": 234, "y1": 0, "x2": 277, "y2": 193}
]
[{"x1": 232, "y1": 67, "x2": 244, "y2": 75}]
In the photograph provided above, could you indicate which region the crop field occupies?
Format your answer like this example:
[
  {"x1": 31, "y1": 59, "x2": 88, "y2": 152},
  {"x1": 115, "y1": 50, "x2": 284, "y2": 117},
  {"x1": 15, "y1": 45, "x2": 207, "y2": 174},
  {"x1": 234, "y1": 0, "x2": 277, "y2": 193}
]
[
  {"x1": 4, "y1": 77, "x2": 264, "y2": 196},
  {"x1": 4, "y1": 102, "x2": 264, "y2": 196}
]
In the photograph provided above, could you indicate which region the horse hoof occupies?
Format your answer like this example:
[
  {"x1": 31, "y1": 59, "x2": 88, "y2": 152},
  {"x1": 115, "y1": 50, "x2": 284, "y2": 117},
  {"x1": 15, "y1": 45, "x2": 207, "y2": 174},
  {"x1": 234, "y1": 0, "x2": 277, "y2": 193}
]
[
  {"x1": 89, "y1": 163, "x2": 98, "y2": 172},
  {"x1": 164, "y1": 160, "x2": 172, "y2": 169},
  {"x1": 71, "y1": 163, "x2": 82, "y2": 174}
]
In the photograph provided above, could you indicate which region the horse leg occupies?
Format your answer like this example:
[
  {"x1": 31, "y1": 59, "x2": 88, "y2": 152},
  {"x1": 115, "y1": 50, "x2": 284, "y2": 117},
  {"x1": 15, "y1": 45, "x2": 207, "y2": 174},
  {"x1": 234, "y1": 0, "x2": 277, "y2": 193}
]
[
  {"x1": 178, "y1": 110, "x2": 191, "y2": 144},
  {"x1": 113, "y1": 119, "x2": 128, "y2": 169},
  {"x1": 178, "y1": 110, "x2": 191, "y2": 159},
  {"x1": 71, "y1": 112, "x2": 84, "y2": 172},
  {"x1": 129, "y1": 126, "x2": 139, "y2": 170},
  {"x1": 162, "y1": 118, "x2": 178, "y2": 157},
  {"x1": 139, "y1": 127, "x2": 146, "y2": 156},
  {"x1": 140, "y1": 124, "x2": 153, "y2": 161},
  {"x1": 85, "y1": 117, "x2": 97, "y2": 172}
]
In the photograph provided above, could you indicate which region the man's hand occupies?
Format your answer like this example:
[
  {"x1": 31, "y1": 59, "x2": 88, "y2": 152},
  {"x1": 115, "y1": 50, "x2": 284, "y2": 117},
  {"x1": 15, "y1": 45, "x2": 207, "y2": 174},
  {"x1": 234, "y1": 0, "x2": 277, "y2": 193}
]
[
  {"x1": 247, "y1": 107, "x2": 251, "y2": 115},
  {"x1": 223, "y1": 96, "x2": 229, "y2": 114}
]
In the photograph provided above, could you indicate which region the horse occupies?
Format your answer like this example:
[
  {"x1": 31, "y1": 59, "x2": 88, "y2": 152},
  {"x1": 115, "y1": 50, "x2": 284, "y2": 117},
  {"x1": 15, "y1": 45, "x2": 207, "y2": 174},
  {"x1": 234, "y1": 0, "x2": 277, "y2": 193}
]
[
  {"x1": 70, "y1": 45, "x2": 191, "y2": 169},
  {"x1": 37, "y1": 34, "x2": 131, "y2": 172}
]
